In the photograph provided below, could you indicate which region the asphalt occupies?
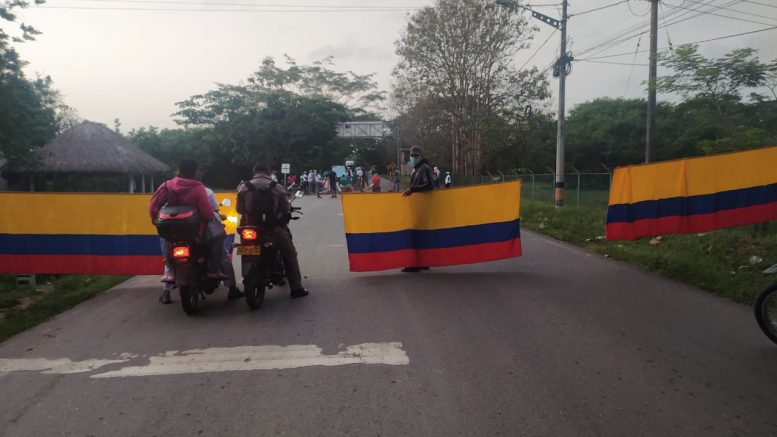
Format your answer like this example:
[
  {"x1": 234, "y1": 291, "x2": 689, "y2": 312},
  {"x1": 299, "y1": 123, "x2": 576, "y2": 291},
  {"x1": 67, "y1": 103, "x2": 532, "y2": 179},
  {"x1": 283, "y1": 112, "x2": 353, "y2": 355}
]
[{"x1": 1, "y1": 194, "x2": 777, "y2": 436}]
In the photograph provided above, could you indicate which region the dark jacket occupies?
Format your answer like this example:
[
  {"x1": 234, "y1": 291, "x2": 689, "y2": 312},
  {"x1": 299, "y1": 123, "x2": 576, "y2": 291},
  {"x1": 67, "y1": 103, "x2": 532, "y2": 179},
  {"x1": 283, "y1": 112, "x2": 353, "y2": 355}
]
[
  {"x1": 236, "y1": 174, "x2": 290, "y2": 227},
  {"x1": 409, "y1": 159, "x2": 435, "y2": 193}
]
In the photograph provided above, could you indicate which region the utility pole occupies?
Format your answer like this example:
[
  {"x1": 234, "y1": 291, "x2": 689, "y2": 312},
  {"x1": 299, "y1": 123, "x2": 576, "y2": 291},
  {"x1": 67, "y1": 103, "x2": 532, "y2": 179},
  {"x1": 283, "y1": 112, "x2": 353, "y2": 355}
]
[
  {"x1": 497, "y1": 0, "x2": 570, "y2": 207},
  {"x1": 645, "y1": 0, "x2": 658, "y2": 163},
  {"x1": 555, "y1": 0, "x2": 568, "y2": 207}
]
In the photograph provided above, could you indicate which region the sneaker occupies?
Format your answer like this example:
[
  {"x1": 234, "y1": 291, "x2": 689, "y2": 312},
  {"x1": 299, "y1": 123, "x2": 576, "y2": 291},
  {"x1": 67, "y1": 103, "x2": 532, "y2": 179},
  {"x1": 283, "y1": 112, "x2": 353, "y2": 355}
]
[
  {"x1": 401, "y1": 267, "x2": 422, "y2": 273},
  {"x1": 161, "y1": 267, "x2": 175, "y2": 283},
  {"x1": 159, "y1": 289, "x2": 172, "y2": 304},
  {"x1": 227, "y1": 286, "x2": 244, "y2": 301},
  {"x1": 290, "y1": 288, "x2": 309, "y2": 299}
]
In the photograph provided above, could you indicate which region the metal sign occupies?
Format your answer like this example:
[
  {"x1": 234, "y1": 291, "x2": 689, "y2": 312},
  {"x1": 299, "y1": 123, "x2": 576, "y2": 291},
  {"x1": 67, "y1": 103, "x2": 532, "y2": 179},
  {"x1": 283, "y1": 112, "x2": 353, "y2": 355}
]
[
  {"x1": 345, "y1": 160, "x2": 355, "y2": 167},
  {"x1": 281, "y1": 163, "x2": 291, "y2": 174}
]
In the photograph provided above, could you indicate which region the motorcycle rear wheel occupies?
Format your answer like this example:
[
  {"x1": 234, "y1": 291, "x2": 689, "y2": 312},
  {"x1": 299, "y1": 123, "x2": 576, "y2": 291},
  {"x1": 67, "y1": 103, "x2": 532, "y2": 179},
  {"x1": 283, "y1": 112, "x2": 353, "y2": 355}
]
[
  {"x1": 245, "y1": 268, "x2": 266, "y2": 311},
  {"x1": 180, "y1": 268, "x2": 200, "y2": 315},
  {"x1": 754, "y1": 280, "x2": 777, "y2": 345}
]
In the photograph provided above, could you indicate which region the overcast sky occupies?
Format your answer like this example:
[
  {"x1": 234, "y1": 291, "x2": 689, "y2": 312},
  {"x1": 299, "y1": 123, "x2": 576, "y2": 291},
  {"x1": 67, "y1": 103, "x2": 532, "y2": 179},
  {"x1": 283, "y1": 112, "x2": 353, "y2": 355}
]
[{"x1": 10, "y1": 0, "x2": 777, "y2": 130}]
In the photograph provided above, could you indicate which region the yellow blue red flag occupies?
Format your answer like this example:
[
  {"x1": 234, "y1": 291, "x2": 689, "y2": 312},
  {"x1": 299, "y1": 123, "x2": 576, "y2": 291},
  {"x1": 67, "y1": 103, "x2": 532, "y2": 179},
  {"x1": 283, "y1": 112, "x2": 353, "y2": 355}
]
[
  {"x1": 0, "y1": 192, "x2": 237, "y2": 275},
  {"x1": 606, "y1": 146, "x2": 777, "y2": 240},
  {"x1": 342, "y1": 181, "x2": 522, "y2": 272}
]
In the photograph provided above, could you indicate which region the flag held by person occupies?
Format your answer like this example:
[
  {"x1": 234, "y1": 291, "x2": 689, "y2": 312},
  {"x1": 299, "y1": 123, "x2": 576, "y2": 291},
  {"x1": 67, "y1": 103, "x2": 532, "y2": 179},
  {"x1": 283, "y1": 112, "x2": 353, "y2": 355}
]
[
  {"x1": 342, "y1": 181, "x2": 522, "y2": 272},
  {"x1": 606, "y1": 146, "x2": 777, "y2": 241}
]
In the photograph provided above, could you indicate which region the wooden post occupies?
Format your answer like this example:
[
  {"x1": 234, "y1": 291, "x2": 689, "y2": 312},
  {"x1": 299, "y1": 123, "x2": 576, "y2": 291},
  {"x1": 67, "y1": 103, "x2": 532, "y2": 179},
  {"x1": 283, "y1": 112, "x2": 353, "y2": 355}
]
[{"x1": 141, "y1": 174, "x2": 146, "y2": 193}]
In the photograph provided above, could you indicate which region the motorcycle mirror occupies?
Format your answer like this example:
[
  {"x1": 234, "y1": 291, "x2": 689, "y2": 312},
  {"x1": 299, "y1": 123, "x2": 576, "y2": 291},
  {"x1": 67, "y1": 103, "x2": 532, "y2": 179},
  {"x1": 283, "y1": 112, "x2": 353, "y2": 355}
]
[
  {"x1": 295, "y1": 190, "x2": 304, "y2": 199},
  {"x1": 220, "y1": 199, "x2": 232, "y2": 208}
]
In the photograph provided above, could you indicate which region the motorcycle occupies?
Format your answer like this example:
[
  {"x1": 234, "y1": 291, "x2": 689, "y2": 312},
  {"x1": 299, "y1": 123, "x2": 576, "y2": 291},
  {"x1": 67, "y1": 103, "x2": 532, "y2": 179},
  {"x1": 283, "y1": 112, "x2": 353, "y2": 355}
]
[
  {"x1": 157, "y1": 200, "x2": 232, "y2": 315},
  {"x1": 235, "y1": 190, "x2": 303, "y2": 310},
  {"x1": 754, "y1": 264, "x2": 777, "y2": 345}
]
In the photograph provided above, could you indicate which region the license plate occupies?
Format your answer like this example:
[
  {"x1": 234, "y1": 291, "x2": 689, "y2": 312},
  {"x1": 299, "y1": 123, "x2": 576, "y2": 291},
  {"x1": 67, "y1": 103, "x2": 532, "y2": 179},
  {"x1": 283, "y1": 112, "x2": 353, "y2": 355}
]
[{"x1": 237, "y1": 245, "x2": 261, "y2": 256}]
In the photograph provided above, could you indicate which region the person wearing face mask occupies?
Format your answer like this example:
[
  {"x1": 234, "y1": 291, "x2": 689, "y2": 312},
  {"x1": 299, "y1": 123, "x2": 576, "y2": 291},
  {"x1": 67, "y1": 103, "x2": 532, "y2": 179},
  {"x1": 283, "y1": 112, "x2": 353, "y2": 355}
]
[
  {"x1": 403, "y1": 146, "x2": 435, "y2": 197},
  {"x1": 401, "y1": 145, "x2": 435, "y2": 273}
]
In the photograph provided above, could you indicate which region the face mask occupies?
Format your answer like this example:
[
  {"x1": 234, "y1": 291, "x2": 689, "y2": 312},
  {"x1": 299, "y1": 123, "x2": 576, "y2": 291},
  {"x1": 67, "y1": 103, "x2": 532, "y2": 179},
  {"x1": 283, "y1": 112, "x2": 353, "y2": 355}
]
[{"x1": 409, "y1": 156, "x2": 419, "y2": 166}]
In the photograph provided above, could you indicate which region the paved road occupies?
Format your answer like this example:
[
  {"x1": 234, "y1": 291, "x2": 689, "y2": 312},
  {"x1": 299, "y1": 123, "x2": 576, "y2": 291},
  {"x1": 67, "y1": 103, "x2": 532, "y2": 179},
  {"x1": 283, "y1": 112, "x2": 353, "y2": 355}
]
[{"x1": 1, "y1": 195, "x2": 777, "y2": 436}]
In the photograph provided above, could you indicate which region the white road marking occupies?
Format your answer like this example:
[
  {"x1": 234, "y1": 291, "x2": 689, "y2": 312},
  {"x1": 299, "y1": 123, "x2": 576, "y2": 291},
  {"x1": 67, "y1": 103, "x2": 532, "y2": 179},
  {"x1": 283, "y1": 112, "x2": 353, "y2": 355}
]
[
  {"x1": 0, "y1": 357, "x2": 129, "y2": 374},
  {"x1": 328, "y1": 244, "x2": 345, "y2": 247},
  {"x1": 0, "y1": 343, "x2": 409, "y2": 378}
]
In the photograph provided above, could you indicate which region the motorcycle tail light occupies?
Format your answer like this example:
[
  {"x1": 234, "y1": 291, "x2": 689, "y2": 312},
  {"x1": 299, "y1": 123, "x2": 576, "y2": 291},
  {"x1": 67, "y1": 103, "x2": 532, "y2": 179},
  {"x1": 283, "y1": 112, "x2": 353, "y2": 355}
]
[
  {"x1": 173, "y1": 245, "x2": 190, "y2": 259},
  {"x1": 241, "y1": 228, "x2": 258, "y2": 241}
]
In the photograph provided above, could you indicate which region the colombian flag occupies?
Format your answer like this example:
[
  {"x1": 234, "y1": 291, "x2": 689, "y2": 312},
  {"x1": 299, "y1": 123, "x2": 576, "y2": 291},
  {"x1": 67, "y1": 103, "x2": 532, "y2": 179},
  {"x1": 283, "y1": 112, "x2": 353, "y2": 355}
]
[
  {"x1": 0, "y1": 192, "x2": 237, "y2": 275},
  {"x1": 342, "y1": 181, "x2": 522, "y2": 272},
  {"x1": 606, "y1": 146, "x2": 777, "y2": 241}
]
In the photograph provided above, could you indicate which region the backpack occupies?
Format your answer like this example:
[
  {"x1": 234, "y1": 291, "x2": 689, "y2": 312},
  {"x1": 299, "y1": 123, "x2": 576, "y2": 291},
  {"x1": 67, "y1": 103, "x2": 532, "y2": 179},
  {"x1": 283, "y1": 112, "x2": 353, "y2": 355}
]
[
  {"x1": 240, "y1": 179, "x2": 279, "y2": 227},
  {"x1": 155, "y1": 181, "x2": 200, "y2": 241}
]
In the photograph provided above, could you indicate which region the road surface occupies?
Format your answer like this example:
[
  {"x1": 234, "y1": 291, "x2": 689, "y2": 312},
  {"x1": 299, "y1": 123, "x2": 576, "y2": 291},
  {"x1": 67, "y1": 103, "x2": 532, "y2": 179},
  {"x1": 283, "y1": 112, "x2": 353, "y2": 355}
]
[{"x1": 1, "y1": 195, "x2": 776, "y2": 436}]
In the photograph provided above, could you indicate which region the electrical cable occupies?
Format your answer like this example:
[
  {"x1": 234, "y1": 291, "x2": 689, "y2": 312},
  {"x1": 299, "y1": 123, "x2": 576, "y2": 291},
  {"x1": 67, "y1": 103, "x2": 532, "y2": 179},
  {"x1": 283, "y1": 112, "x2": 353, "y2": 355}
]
[
  {"x1": 743, "y1": 0, "x2": 777, "y2": 9},
  {"x1": 57, "y1": 0, "x2": 421, "y2": 8},
  {"x1": 520, "y1": 29, "x2": 557, "y2": 70},
  {"x1": 570, "y1": 0, "x2": 629, "y2": 17},
  {"x1": 577, "y1": 0, "x2": 741, "y2": 60},
  {"x1": 579, "y1": 24, "x2": 777, "y2": 61},
  {"x1": 623, "y1": 35, "x2": 642, "y2": 96},
  {"x1": 37, "y1": 5, "x2": 419, "y2": 12}
]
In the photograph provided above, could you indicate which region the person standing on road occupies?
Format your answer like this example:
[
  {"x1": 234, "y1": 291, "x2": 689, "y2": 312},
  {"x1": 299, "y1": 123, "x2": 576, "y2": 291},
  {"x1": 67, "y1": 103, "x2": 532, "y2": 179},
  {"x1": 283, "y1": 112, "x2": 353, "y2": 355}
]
[
  {"x1": 329, "y1": 169, "x2": 339, "y2": 198},
  {"x1": 237, "y1": 162, "x2": 309, "y2": 299},
  {"x1": 371, "y1": 172, "x2": 381, "y2": 192},
  {"x1": 401, "y1": 146, "x2": 435, "y2": 273},
  {"x1": 392, "y1": 168, "x2": 401, "y2": 192},
  {"x1": 445, "y1": 171, "x2": 452, "y2": 188},
  {"x1": 433, "y1": 166, "x2": 441, "y2": 188},
  {"x1": 315, "y1": 171, "x2": 322, "y2": 198}
]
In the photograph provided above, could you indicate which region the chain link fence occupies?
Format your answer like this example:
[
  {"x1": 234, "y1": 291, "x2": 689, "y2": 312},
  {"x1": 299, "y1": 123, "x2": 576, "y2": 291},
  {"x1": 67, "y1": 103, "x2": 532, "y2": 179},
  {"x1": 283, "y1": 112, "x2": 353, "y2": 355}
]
[{"x1": 450, "y1": 172, "x2": 612, "y2": 209}]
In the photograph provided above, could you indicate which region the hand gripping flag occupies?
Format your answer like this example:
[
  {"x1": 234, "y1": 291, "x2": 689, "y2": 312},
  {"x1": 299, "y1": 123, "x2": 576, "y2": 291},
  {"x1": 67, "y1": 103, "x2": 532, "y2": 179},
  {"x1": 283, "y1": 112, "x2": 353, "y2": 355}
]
[
  {"x1": 606, "y1": 146, "x2": 777, "y2": 241},
  {"x1": 0, "y1": 192, "x2": 237, "y2": 275},
  {"x1": 342, "y1": 181, "x2": 522, "y2": 272}
]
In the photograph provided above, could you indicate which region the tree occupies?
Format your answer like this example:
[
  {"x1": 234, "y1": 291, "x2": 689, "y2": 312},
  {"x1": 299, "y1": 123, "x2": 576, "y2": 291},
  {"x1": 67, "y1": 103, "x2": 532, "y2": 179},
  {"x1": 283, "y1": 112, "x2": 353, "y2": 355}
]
[
  {"x1": 171, "y1": 57, "x2": 381, "y2": 186},
  {"x1": 393, "y1": 0, "x2": 548, "y2": 176},
  {"x1": 657, "y1": 44, "x2": 771, "y2": 118},
  {"x1": 0, "y1": 0, "x2": 73, "y2": 169}
]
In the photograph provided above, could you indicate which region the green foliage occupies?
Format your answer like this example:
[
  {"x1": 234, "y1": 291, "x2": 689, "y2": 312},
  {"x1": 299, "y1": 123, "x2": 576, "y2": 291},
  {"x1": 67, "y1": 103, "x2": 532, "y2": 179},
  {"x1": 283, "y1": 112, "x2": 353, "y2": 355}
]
[
  {"x1": 392, "y1": 0, "x2": 549, "y2": 175},
  {"x1": 160, "y1": 56, "x2": 382, "y2": 187},
  {"x1": 521, "y1": 200, "x2": 777, "y2": 304},
  {"x1": 0, "y1": 0, "x2": 76, "y2": 169},
  {"x1": 0, "y1": 275, "x2": 128, "y2": 343}
]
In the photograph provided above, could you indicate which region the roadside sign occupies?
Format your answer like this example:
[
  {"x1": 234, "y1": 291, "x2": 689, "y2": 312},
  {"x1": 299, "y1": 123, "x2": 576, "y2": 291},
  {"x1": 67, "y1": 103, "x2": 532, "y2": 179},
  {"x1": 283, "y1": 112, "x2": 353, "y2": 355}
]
[
  {"x1": 345, "y1": 160, "x2": 355, "y2": 167},
  {"x1": 281, "y1": 163, "x2": 291, "y2": 174}
]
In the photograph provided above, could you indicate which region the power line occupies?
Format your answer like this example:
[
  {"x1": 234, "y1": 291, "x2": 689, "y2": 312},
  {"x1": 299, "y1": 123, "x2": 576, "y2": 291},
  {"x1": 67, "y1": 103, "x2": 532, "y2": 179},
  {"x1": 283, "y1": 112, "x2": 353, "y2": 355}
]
[
  {"x1": 60, "y1": 0, "x2": 421, "y2": 8},
  {"x1": 577, "y1": 59, "x2": 650, "y2": 66},
  {"x1": 570, "y1": 0, "x2": 629, "y2": 17},
  {"x1": 664, "y1": 2, "x2": 777, "y2": 26},
  {"x1": 520, "y1": 29, "x2": 557, "y2": 70},
  {"x1": 38, "y1": 5, "x2": 418, "y2": 12},
  {"x1": 576, "y1": 0, "x2": 740, "y2": 59},
  {"x1": 743, "y1": 0, "x2": 777, "y2": 9},
  {"x1": 581, "y1": 24, "x2": 777, "y2": 61},
  {"x1": 623, "y1": 35, "x2": 642, "y2": 96}
]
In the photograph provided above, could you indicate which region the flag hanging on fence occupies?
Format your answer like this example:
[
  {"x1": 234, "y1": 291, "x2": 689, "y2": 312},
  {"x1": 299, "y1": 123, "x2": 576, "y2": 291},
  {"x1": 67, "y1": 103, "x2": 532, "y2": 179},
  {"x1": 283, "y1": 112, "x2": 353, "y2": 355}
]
[
  {"x1": 0, "y1": 192, "x2": 237, "y2": 275},
  {"x1": 606, "y1": 146, "x2": 777, "y2": 241},
  {"x1": 342, "y1": 181, "x2": 522, "y2": 272}
]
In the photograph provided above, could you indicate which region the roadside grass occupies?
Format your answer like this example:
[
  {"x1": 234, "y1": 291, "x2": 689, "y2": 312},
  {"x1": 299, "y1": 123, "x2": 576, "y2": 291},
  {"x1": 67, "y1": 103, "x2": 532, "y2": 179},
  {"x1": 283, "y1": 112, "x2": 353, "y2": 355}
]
[
  {"x1": 0, "y1": 275, "x2": 129, "y2": 343},
  {"x1": 521, "y1": 200, "x2": 777, "y2": 304}
]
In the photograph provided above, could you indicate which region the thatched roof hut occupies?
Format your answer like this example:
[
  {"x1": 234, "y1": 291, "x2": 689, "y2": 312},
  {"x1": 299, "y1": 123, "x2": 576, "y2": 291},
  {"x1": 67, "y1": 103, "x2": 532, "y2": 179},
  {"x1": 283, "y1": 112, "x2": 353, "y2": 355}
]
[
  {"x1": 39, "y1": 121, "x2": 168, "y2": 174},
  {"x1": 9, "y1": 121, "x2": 170, "y2": 192}
]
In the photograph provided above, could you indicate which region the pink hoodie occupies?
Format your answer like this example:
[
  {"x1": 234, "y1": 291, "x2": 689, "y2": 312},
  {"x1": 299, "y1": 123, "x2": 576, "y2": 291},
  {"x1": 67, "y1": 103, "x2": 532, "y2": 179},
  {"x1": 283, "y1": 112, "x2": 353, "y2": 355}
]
[{"x1": 148, "y1": 176, "x2": 213, "y2": 229}]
